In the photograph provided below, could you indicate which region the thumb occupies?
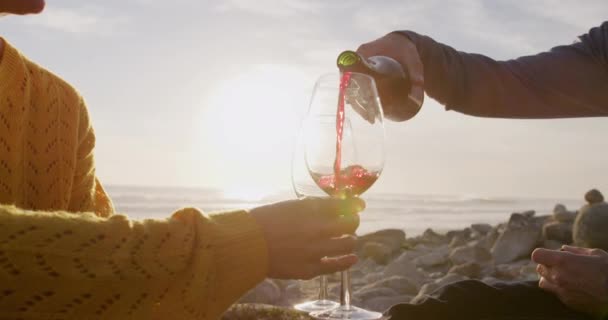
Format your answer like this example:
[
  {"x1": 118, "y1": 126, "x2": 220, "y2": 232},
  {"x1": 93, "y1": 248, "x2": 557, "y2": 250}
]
[{"x1": 561, "y1": 245, "x2": 593, "y2": 255}]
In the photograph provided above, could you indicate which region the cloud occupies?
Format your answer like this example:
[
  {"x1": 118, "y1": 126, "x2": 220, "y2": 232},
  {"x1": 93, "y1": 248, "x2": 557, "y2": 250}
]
[
  {"x1": 350, "y1": 0, "x2": 536, "y2": 55},
  {"x1": 20, "y1": 5, "x2": 127, "y2": 35},
  {"x1": 349, "y1": 0, "x2": 608, "y2": 58},
  {"x1": 214, "y1": 0, "x2": 326, "y2": 17},
  {"x1": 520, "y1": 0, "x2": 607, "y2": 31}
]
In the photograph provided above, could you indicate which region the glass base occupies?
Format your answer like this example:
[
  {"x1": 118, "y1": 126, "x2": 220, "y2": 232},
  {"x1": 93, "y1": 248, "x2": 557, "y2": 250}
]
[
  {"x1": 294, "y1": 299, "x2": 339, "y2": 313},
  {"x1": 310, "y1": 305, "x2": 384, "y2": 320}
]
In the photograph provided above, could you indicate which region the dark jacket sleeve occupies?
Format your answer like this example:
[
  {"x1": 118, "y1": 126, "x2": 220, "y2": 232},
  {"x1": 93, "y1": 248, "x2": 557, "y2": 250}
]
[{"x1": 397, "y1": 21, "x2": 608, "y2": 119}]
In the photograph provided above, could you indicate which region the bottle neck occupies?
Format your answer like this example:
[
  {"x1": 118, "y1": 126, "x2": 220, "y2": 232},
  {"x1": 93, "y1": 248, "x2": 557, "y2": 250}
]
[{"x1": 337, "y1": 51, "x2": 372, "y2": 75}]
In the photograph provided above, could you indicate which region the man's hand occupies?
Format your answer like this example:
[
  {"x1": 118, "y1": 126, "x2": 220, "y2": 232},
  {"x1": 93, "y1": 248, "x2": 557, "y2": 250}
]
[
  {"x1": 532, "y1": 246, "x2": 608, "y2": 319},
  {"x1": 357, "y1": 32, "x2": 425, "y2": 121},
  {"x1": 250, "y1": 197, "x2": 364, "y2": 280}
]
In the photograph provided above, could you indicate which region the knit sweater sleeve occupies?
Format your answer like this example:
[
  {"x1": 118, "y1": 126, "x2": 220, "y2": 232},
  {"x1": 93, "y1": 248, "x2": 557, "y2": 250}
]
[
  {"x1": 396, "y1": 21, "x2": 608, "y2": 118},
  {"x1": 0, "y1": 38, "x2": 117, "y2": 213},
  {"x1": 66, "y1": 96, "x2": 115, "y2": 218},
  {"x1": 0, "y1": 204, "x2": 268, "y2": 319}
]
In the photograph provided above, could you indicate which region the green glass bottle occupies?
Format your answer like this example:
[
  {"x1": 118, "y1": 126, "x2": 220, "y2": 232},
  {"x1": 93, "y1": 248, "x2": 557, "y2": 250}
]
[{"x1": 337, "y1": 50, "x2": 420, "y2": 121}]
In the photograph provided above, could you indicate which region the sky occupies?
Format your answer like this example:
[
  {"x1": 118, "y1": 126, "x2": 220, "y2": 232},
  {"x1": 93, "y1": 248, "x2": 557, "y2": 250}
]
[{"x1": 2, "y1": 0, "x2": 608, "y2": 199}]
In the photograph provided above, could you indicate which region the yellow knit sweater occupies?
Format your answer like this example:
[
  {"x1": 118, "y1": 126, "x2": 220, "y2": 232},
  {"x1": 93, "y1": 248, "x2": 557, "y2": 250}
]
[{"x1": 0, "y1": 38, "x2": 268, "y2": 319}]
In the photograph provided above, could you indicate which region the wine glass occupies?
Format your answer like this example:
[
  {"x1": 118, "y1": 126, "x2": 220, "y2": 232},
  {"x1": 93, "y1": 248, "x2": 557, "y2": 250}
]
[
  {"x1": 291, "y1": 125, "x2": 340, "y2": 313},
  {"x1": 305, "y1": 72, "x2": 385, "y2": 320}
]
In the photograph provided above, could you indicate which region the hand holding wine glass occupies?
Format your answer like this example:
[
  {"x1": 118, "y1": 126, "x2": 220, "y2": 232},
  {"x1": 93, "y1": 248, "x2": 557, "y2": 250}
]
[{"x1": 249, "y1": 197, "x2": 363, "y2": 280}]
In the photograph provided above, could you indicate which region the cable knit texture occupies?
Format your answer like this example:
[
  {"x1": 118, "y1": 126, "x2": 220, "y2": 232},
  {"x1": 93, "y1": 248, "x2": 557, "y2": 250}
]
[{"x1": 0, "y1": 38, "x2": 269, "y2": 319}]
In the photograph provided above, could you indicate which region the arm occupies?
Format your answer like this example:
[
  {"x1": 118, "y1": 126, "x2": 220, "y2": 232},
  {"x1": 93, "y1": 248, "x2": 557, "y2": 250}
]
[
  {"x1": 0, "y1": 38, "x2": 5, "y2": 60},
  {"x1": 0, "y1": 204, "x2": 268, "y2": 319},
  {"x1": 398, "y1": 22, "x2": 608, "y2": 118},
  {"x1": 67, "y1": 96, "x2": 115, "y2": 217}
]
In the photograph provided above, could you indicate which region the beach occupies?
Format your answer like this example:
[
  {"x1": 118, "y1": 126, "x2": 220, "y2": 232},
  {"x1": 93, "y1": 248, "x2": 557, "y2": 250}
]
[{"x1": 105, "y1": 185, "x2": 593, "y2": 316}]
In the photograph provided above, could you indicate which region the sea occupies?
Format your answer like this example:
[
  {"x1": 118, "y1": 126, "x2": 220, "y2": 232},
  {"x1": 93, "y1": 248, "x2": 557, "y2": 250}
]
[{"x1": 106, "y1": 185, "x2": 583, "y2": 236}]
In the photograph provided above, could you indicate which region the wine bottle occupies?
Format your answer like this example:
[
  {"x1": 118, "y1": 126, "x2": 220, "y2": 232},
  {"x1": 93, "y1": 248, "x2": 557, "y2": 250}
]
[{"x1": 337, "y1": 50, "x2": 421, "y2": 121}]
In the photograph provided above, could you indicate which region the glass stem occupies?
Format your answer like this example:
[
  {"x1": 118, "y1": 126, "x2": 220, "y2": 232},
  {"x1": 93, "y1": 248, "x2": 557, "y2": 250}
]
[
  {"x1": 318, "y1": 275, "x2": 328, "y2": 301},
  {"x1": 340, "y1": 269, "x2": 352, "y2": 309}
]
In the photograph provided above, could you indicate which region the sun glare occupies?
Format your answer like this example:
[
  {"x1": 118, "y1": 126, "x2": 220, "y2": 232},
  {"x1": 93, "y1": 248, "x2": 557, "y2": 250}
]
[
  {"x1": 198, "y1": 64, "x2": 311, "y2": 199},
  {"x1": 221, "y1": 187, "x2": 272, "y2": 202}
]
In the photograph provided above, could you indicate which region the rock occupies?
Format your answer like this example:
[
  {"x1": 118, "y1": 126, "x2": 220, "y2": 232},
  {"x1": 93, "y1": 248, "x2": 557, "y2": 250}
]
[
  {"x1": 449, "y1": 245, "x2": 493, "y2": 266},
  {"x1": 430, "y1": 273, "x2": 468, "y2": 292},
  {"x1": 542, "y1": 221, "x2": 573, "y2": 243},
  {"x1": 419, "y1": 228, "x2": 448, "y2": 245},
  {"x1": 553, "y1": 204, "x2": 567, "y2": 214},
  {"x1": 553, "y1": 204, "x2": 577, "y2": 222},
  {"x1": 478, "y1": 227, "x2": 500, "y2": 250},
  {"x1": 351, "y1": 272, "x2": 366, "y2": 288},
  {"x1": 492, "y1": 261, "x2": 531, "y2": 280},
  {"x1": 240, "y1": 279, "x2": 281, "y2": 305},
  {"x1": 448, "y1": 262, "x2": 482, "y2": 278},
  {"x1": 491, "y1": 265, "x2": 517, "y2": 280},
  {"x1": 446, "y1": 228, "x2": 471, "y2": 241},
  {"x1": 491, "y1": 213, "x2": 542, "y2": 264},
  {"x1": 554, "y1": 211, "x2": 577, "y2": 223},
  {"x1": 354, "y1": 287, "x2": 398, "y2": 302},
  {"x1": 358, "y1": 229, "x2": 406, "y2": 254},
  {"x1": 414, "y1": 245, "x2": 449, "y2": 268},
  {"x1": 521, "y1": 210, "x2": 536, "y2": 217},
  {"x1": 272, "y1": 279, "x2": 295, "y2": 290},
  {"x1": 449, "y1": 233, "x2": 468, "y2": 249},
  {"x1": 284, "y1": 282, "x2": 303, "y2": 304},
  {"x1": 410, "y1": 293, "x2": 427, "y2": 304},
  {"x1": 573, "y1": 198, "x2": 608, "y2": 250},
  {"x1": 415, "y1": 274, "x2": 468, "y2": 300},
  {"x1": 222, "y1": 304, "x2": 313, "y2": 320},
  {"x1": 541, "y1": 239, "x2": 565, "y2": 250},
  {"x1": 358, "y1": 276, "x2": 418, "y2": 295},
  {"x1": 328, "y1": 283, "x2": 341, "y2": 299},
  {"x1": 353, "y1": 258, "x2": 381, "y2": 273},
  {"x1": 532, "y1": 214, "x2": 553, "y2": 226},
  {"x1": 519, "y1": 261, "x2": 540, "y2": 281},
  {"x1": 481, "y1": 276, "x2": 500, "y2": 285},
  {"x1": 363, "y1": 272, "x2": 384, "y2": 285},
  {"x1": 380, "y1": 276, "x2": 418, "y2": 295},
  {"x1": 411, "y1": 243, "x2": 439, "y2": 255},
  {"x1": 467, "y1": 239, "x2": 482, "y2": 248},
  {"x1": 361, "y1": 242, "x2": 393, "y2": 265},
  {"x1": 384, "y1": 251, "x2": 427, "y2": 286},
  {"x1": 415, "y1": 284, "x2": 435, "y2": 298},
  {"x1": 363, "y1": 295, "x2": 412, "y2": 313},
  {"x1": 471, "y1": 223, "x2": 493, "y2": 235},
  {"x1": 585, "y1": 189, "x2": 604, "y2": 204}
]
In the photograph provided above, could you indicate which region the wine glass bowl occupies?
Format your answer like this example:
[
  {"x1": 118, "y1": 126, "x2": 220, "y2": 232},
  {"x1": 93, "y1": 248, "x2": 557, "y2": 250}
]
[{"x1": 303, "y1": 117, "x2": 382, "y2": 199}]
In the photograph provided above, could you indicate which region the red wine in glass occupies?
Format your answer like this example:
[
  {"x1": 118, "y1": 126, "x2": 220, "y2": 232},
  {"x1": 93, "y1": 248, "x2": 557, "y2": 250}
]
[{"x1": 311, "y1": 165, "x2": 380, "y2": 198}]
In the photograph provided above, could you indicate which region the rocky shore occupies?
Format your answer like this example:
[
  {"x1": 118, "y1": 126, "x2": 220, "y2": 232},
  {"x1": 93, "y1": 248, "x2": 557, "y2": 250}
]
[{"x1": 225, "y1": 189, "x2": 608, "y2": 318}]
